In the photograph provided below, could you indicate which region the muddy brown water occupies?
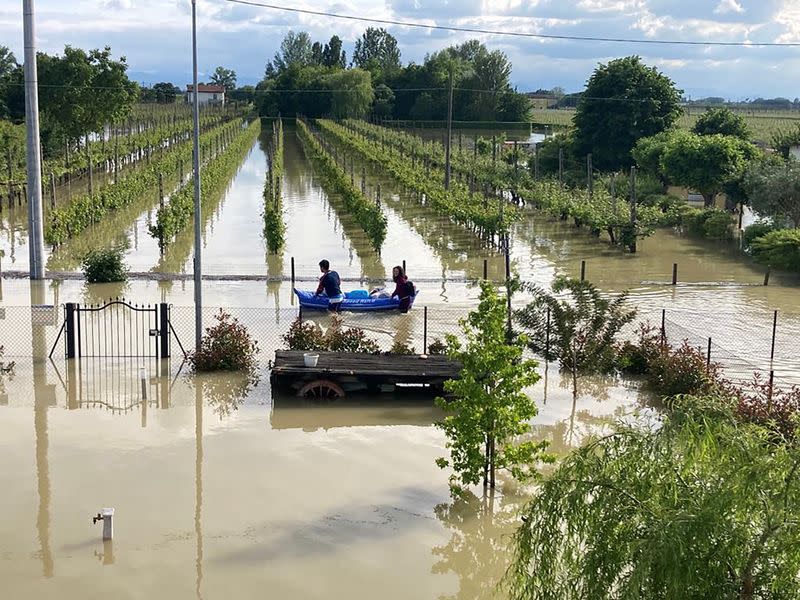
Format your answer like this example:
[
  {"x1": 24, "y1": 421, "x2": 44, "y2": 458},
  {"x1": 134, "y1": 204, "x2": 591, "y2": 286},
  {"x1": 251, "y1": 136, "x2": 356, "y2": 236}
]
[{"x1": 1, "y1": 124, "x2": 799, "y2": 597}]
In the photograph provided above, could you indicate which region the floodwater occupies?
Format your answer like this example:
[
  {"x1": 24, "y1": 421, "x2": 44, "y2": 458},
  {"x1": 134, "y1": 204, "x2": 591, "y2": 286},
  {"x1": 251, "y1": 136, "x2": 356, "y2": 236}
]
[{"x1": 1, "y1": 122, "x2": 799, "y2": 597}]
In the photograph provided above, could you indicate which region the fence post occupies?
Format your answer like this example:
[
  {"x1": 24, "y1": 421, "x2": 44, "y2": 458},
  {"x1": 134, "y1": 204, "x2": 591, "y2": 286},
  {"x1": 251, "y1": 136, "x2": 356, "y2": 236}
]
[
  {"x1": 159, "y1": 303, "x2": 170, "y2": 358},
  {"x1": 423, "y1": 306, "x2": 428, "y2": 354},
  {"x1": 49, "y1": 172, "x2": 56, "y2": 208},
  {"x1": 660, "y1": 309, "x2": 666, "y2": 347},
  {"x1": 483, "y1": 258, "x2": 488, "y2": 280},
  {"x1": 580, "y1": 260, "x2": 586, "y2": 282},
  {"x1": 768, "y1": 370, "x2": 775, "y2": 400},
  {"x1": 402, "y1": 259, "x2": 406, "y2": 276},
  {"x1": 65, "y1": 303, "x2": 76, "y2": 359},
  {"x1": 291, "y1": 256, "x2": 296, "y2": 288},
  {"x1": 298, "y1": 305, "x2": 303, "y2": 323},
  {"x1": 706, "y1": 337, "x2": 712, "y2": 373},
  {"x1": 545, "y1": 306, "x2": 551, "y2": 358},
  {"x1": 763, "y1": 267, "x2": 771, "y2": 286},
  {"x1": 672, "y1": 263, "x2": 678, "y2": 286},
  {"x1": 770, "y1": 310, "x2": 778, "y2": 364},
  {"x1": 376, "y1": 183, "x2": 381, "y2": 207}
]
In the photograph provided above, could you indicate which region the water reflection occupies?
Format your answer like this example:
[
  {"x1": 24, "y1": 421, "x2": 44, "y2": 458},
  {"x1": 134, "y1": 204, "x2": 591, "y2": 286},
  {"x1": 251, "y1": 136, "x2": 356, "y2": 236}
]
[
  {"x1": 432, "y1": 490, "x2": 520, "y2": 600},
  {"x1": 195, "y1": 379, "x2": 204, "y2": 600},
  {"x1": 270, "y1": 393, "x2": 443, "y2": 431}
]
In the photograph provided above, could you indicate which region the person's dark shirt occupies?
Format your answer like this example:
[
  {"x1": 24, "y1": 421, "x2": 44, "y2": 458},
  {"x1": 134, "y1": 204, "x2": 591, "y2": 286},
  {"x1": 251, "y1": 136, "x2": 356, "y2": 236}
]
[
  {"x1": 392, "y1": 275, "x2": 411, "y2": 299},
  {"x1": 316, "y1": 270, "x2": 341, "y2": 296}
]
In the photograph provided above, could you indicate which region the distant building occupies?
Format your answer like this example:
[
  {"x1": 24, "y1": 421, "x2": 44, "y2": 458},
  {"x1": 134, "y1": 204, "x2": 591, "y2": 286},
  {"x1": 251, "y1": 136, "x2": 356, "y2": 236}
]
[{"x1": 186, "y1": 84, "x2": 225, "y2": 106}]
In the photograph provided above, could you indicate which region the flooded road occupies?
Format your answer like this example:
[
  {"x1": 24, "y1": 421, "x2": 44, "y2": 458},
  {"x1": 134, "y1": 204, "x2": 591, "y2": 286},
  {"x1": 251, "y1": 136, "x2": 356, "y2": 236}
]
[{"x1": 1, "y1": 121, "x2": 799, "y2": 598}]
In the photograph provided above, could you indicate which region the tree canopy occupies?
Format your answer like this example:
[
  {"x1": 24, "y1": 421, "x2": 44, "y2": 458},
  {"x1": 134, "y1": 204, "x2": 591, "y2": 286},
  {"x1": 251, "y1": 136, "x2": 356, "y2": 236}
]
[
  {"x1": 210, "y1": 66, "x2": 237, "y2": 92},
  {"x1": 352, "y1": 27, "x2": 401, "y2": 78},
  {"x1": 692, "y1": 107, "x2": 750, "y2": 140},
  {"x1": 660, "y1": 133, "x2": 756, "y2": 207},
  {"x1": 745, "y1": 159, "x2": 800, "y2": 228},
  {"x1": 572, "y1": 56, "x2": 683, "y2": 171},
  {"x1": 507, "y1": 397, "x2": 800, "y2": 600},
  {"x1": 256, "y1": 30, "x2": 531, "y2": 121}
]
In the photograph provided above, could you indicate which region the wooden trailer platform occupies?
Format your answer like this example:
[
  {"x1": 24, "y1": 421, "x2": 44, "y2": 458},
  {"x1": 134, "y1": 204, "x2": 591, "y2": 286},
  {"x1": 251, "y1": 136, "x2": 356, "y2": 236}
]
[{"x1": 270, "y1": 350, "x2": 461, "y2": 399}]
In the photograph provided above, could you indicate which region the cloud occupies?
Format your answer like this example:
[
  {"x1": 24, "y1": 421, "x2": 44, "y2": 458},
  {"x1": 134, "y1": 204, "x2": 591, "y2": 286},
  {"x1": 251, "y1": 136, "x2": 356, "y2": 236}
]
[
  {"x1": 714, "y1": 0, "x2": 744, "y2": 15},
  {"x1": 0, "y1": 0, "x2": 797, "y2": 97}
]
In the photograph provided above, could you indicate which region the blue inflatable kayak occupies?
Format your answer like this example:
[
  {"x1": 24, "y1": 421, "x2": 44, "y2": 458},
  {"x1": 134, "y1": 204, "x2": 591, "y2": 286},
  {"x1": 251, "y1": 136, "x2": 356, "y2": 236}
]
[{"x1": 294, "y1": 289, "x2": 419, "y2": 311}]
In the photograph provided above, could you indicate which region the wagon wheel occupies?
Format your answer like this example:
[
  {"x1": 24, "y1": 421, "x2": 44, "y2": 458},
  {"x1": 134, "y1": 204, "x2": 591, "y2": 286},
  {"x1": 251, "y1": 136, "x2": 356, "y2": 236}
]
[{"x1": 297, "y1": 379, "x2": 345, "y2": 401}]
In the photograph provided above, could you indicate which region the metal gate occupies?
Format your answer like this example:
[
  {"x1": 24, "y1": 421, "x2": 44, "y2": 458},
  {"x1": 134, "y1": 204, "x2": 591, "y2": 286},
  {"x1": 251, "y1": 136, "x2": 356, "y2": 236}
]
[{"x1": 61, "y1": 301, "x2": 173, "y2": 359}]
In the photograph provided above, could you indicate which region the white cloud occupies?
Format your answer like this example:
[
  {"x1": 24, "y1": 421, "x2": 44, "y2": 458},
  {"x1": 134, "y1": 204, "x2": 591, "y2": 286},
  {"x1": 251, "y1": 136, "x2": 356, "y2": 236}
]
[{"x1": 714, "y1": 0, "x2": 744, "y2": 15}]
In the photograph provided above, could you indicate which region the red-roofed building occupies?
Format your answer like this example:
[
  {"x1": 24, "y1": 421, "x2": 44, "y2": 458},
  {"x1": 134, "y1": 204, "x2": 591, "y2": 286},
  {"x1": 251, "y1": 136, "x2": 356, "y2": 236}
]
[{"x1": 186, "y1": 84, "x2": 225, "y2": 106}]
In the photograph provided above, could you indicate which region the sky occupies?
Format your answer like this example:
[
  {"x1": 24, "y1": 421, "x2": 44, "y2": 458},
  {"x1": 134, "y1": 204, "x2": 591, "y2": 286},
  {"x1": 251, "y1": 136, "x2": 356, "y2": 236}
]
[{"x1": 1, "y1": 0, "x2": 799, "y2": 99}]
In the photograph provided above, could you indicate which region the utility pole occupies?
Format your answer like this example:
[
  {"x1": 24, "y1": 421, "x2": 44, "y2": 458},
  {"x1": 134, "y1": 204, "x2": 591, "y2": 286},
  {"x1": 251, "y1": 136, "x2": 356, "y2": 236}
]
[
  {"x1": 444, "y1": 68, "x2": 453, "y2": 190},
  {"x1": 23, "y1": 0, "x2": 45, "y2": 280},
  {"x1": 191, "y1": 0, "x2": 203, "y2": 348}
]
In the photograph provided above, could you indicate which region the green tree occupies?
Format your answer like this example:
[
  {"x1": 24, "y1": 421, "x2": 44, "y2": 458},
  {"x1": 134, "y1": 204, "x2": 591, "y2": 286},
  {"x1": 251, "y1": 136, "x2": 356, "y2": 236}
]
[
  {"x1": 268, "y1": 30, "x2": 313, "y2": 74},
  {"x1": 352, "y1": 27, "x2": 401, "y2": 78},
  {"x1": 632, "y1": 129, "x2": 689, "y2": 189},
  {"x1": 744, "y1": 159, "x2": 800, "y2": 228},
  {"x1": 514, "y1": 277, "x2": 636, "y2": 399},
  {"x1": 151, "y1": 81, "x2": 180, "y2": 103},
  {"x1": 372, "y1": 83, "x2": 395, "y2": 117},
  {"x1": 210, "y1": 66, "x2": 237, "y2": 92},
  {"x1": 572, "y1": 56, "x2": 683, "y2": 171},
  {"x1": 310, "y1": 41, "x2": 324, "y2": 66},
  {"x1": 325, "y1": 68, "x2": 373, "y2": 118},
  {"x1": 692, "y1": 107, "x2": 750, "y2": 140},
  {"x1": 507, "y1": 398, "x2": 800, "y2": 600},
  {"x1": 435, "y1": 281, "x2": 550, "y2": 493},
  {"x1": 32, "y1": 46, "x2": 138, "y2": 148},
  {"x1": 322, "y1": 35, "x2": 346, "y2": 69},
  {"x1": 661, "y1": 133, "x2": 755, "y2": 207}
]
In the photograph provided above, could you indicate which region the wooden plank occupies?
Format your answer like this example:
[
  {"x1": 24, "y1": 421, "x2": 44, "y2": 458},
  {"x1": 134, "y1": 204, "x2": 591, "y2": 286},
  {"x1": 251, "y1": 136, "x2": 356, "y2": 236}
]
[{"x1": 272, "y1": 350, "x2": 460, "y2": 380}]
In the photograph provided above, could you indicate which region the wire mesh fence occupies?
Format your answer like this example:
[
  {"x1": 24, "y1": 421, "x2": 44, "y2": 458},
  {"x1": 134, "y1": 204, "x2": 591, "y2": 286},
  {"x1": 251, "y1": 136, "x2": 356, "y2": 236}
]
[{"x1": 2, "y1": 301, "x2": 800, "y2": 391}]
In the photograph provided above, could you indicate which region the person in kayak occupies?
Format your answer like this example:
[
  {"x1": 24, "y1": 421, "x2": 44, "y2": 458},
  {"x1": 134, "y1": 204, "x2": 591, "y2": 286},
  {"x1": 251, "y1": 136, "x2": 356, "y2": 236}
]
[
  {"x1": 315, "y1": 259, "x2": 344, "y2": 311},
  {"x1": 390, "y1": 265, "x2": 415, "y2": 313}
]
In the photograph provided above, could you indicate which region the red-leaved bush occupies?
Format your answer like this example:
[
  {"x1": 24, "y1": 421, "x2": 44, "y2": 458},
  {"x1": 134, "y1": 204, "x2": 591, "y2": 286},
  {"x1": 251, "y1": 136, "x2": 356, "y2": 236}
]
[
  {"x1": 189, "y1": 310, "x2": 259, "y2": 374},
  {"x1": 734, "y1": 374, "x2": 800, "y2": 440}
]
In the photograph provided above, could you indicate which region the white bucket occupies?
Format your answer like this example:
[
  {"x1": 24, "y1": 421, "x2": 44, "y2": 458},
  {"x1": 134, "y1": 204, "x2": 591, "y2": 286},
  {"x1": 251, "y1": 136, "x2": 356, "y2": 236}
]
[{"x1": 303, "y1": 353, "x2": 319, "y2": 368}]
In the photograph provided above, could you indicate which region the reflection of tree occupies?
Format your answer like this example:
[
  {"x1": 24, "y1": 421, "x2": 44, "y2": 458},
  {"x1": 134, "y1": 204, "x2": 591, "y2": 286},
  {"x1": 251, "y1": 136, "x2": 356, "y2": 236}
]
[
  {"x1": 198, "y1": 371, "x2": 258, "y2": 420},
  {"x1": 432, "y1": 490, "x2": 522, "y2": 600},
  {"x1": 81, "y1": 281, "x2": 130, "y2": 305}
]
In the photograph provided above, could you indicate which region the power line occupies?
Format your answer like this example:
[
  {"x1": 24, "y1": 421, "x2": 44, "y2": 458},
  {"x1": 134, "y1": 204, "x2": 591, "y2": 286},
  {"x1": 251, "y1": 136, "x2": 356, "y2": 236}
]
[{"x1": 224, "y1": 0, "x2": 800, "y2": 48}]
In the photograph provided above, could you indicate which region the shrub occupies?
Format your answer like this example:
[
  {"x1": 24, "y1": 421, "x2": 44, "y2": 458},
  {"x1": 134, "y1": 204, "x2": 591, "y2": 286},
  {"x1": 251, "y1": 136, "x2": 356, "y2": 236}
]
[
  {"x1": 701, "y1": 210, "x2": 733, "y2": 240},
  {"x1": 615, "y1": 323, "x2": 663, "y2": 375},
  {"x1": 735, "y1": 375, "x2": 800, "y2": 440},
  {"x1": 325, "y1": 315, "x2": 380, "y2": 353},
  {"x1": 282, "y1": 316, "x2": 380, "y2": 353},
  {"x1": 282, "y1": 317, "x2": 326, "y2": 351},
  {"x1": 749, "y1": 228, "x2": 800, "y2": 272},
  {"x1": 82, "y1": 247, "x2": 128, "y2": 283},
  {"x1": 742, "y1": 220, "x2": 778, "y2": 251},
  {"x1": 646, "y1": 340, "x2": 725, "y2": 397},
  {"x1": 189, "y1": 310, "x2": 259, "y2": 374},
  {"x1": 427, "y1": 338, "x2": 448, "y2": 355},
  {"x1": 685, "y1": 208, "x2": 733, "y2": 240},
  {"x1": 387, "y1": 340, "x2": 415, "y2": 355}
]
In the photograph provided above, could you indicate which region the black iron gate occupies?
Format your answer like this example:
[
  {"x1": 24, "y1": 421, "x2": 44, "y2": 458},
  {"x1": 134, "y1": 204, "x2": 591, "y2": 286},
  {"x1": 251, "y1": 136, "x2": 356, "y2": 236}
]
[{"x1": 61, "y1": 301, "x2": 173, "y2": 359}]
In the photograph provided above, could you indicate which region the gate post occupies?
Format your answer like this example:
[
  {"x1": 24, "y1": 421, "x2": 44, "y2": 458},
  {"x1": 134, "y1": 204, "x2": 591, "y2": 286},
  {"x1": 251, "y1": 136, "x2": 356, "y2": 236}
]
[
  {"x1": 159, "y1": 303, "x2": 170, "y2": 358},
  {"x1": 65, "y1": 303, "x2": 76, "y2": 359}
]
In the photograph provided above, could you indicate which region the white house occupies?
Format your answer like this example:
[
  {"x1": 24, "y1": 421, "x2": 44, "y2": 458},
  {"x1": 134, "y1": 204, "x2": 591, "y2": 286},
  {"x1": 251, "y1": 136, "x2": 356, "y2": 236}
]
[{"x1": 186, "y1": 84, "x2": 225, "y2": 106}]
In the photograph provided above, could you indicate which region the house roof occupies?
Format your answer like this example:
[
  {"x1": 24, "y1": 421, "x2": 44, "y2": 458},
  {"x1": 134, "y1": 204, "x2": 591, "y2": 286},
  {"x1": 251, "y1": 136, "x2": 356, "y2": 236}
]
[{"x1": 186, "y1": 84, "x2": 225, "y2": 93}]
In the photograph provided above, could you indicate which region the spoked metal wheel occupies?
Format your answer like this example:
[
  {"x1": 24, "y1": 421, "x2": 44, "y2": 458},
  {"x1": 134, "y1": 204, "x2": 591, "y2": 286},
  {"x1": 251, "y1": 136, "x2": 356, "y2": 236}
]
[{"x1": 297, "y1": 379, "x2": 345, "y2": 401}]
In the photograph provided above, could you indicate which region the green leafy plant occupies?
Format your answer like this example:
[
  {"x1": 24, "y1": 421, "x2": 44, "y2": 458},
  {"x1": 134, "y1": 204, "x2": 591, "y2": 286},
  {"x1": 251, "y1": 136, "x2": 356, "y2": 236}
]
[
  {"x1": 427, "y1": 338, "x2": 448, "y2": 355},
  {"x1": 263, "y1": 118, "x2": 285, "y2": 253},
  {"x1": 387, "y1": 339, "x2": 415, "y2": 355},
  {"x1": 435, "y1": 280, "x2": 552, "y2": 494},
  {"x1": 742, "y1": 220, "x2": 779, "y2": 251},
  {"x1": 189, "y1": 310, "x2": 260, "y2": 375},
  {"x1": 81, "y1": 247, "x2": 128, "y2": 283},
  {"x1": 749, "y1": 228, "x2": 800, "y2": 272},
  {"x1": 507, "y1": 397, "x2": 800, "y2": 600},
  {"x1": 515, "y1": 277, "x2": 636, "y2": 398},
  {"x1": 282, "y1": 317, "x2": 327, "y2": 351},
  {"x1": 297, "y1": 119, "x2": 387, "y2": 250}
]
